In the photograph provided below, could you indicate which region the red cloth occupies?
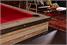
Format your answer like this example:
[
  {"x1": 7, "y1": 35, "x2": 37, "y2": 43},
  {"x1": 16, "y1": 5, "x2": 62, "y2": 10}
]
[
  {"x1": 1, "y1": 4, "x2": 32, "y2": 23},
  {"x1": 47, "y1": 13, "x2": 54, "y2": 16}
]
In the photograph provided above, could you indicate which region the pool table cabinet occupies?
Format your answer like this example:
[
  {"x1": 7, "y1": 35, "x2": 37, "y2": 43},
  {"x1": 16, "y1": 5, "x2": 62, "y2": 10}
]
[{"x1": 0, "y1": 3, "x2": 50, "y2": 45}]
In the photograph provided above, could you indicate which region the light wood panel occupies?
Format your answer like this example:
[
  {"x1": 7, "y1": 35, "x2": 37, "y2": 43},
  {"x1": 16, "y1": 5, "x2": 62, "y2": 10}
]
[{"x1": 0, "y1": 22, "x2": 48, "y2": 45}]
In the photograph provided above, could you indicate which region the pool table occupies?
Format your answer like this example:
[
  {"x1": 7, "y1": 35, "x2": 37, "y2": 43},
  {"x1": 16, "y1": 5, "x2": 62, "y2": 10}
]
[{"x1": 0, "y1": 3, "x2": 50, "y2": 45}]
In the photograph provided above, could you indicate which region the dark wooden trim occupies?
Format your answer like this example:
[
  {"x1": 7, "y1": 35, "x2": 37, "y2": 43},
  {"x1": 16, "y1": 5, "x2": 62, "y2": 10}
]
[{"x1": 1, "y1": 18, "x2": 51, "y2": 35}]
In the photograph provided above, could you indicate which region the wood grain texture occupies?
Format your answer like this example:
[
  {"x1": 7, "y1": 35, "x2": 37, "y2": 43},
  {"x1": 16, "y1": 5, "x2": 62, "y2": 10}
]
[{"x1": 0, "y1": 22, "x2": 48, "y2": 45}]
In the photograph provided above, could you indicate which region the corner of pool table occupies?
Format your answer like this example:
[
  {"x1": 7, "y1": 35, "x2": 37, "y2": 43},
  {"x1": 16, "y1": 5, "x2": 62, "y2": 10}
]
[{"x1": 0, "y1": 3, "x2": 51, "y2": 45}]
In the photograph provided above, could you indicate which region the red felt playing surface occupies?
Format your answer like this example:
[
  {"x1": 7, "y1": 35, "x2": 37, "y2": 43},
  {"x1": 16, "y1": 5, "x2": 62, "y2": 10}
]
[{"x1": 1, "y1": 4, "x2": 32, "y2": 23}]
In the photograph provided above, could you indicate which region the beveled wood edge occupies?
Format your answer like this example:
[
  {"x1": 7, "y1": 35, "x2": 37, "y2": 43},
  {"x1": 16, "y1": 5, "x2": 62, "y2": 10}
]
[{"x1": 0, "y1": 22, "x2": 48, "y2": 44}]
